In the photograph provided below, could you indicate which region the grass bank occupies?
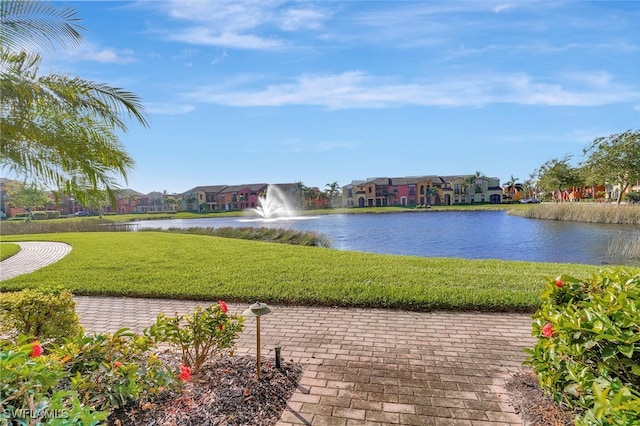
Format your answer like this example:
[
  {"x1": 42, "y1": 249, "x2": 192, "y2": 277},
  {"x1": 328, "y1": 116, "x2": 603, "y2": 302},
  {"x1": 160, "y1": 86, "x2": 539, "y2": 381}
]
[
  {"x1": 0, "y1": 242, "x2": 20, "y2": 261},
  {"x1": 509, "y1": 203, "x2": 640, "y2": 225},
  {"x1": 1, "y1": 232, "x2": 621, "y2": 313}
]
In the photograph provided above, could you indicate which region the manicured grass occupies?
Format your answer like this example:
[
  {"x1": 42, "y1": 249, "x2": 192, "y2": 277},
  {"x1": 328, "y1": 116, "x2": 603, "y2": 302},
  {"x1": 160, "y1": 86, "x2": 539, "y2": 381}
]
[
  {"x1": 0, "y1": 232, "x2": 621, "y2": 313},
  {"x1": 0, "y1": 242, "x2": 20, "y2": 261}
]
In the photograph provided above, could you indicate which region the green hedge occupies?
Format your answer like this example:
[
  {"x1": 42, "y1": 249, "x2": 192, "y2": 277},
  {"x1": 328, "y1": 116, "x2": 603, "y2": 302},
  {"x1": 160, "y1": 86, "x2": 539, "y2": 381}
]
[
  {"x1": 0, "y1": 286, "x2": 84, "y2": 341},
  {"x1": 526, "y1": 269, "x2": 640, "y2": 425}
]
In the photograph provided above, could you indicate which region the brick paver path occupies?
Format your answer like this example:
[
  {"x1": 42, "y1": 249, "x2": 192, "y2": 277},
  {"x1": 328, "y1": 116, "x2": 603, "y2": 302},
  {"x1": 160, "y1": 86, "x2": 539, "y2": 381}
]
[
  {"x1": 0, "y1": 241, "x2": 71, "y2": 281},
  {"x1": 76, "y1": 297, "x2": 535, "y2": 425}
]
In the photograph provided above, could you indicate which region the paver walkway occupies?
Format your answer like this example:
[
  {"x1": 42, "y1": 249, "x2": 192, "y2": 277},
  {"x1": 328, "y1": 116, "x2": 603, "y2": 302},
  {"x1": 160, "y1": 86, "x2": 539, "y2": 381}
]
[
  {"x1": 1, "y1": 242, "x2": 537, "y2": 425},
  {"x1": 76, "y1": 297, "x2": 535, "y2": 426},
  {"x1": 0, "y1": 241, "x2": 71, "y2": 281}
]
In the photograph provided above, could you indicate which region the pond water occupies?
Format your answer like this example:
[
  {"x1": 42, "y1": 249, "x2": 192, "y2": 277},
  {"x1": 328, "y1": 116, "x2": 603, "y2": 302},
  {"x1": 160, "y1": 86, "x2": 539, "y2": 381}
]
[{"x1": 133, "y1": 211, "x2": 639, "y2": 266}]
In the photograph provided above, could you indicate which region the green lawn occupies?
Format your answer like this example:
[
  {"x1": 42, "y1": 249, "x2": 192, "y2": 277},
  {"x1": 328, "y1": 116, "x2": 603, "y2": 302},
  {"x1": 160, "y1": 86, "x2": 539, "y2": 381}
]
[
  {"x1": 0, "y1": 232, "x2": 621, "y2": 312},
  {"x1": 0, "y1": 242, "x2": 21, "y2": 261}
]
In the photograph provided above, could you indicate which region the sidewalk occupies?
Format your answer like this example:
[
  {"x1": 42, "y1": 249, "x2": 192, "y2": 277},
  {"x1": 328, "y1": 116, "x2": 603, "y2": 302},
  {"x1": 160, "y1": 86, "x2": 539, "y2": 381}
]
[
  {"x1": 0, "y1": 241, "x2": 71, "y2": 281},
  {"x1": 76, "y1": 296, "x2": 535, "y2": 426}
]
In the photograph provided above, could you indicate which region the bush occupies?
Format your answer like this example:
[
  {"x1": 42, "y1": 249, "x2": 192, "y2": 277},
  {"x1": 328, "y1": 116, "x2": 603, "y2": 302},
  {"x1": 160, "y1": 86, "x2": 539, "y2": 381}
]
[
  {"x1": 49, "y1": 328, "x2": 178, "y2": 411},
  {"x1": 145, "y1": 301, "x2": 244, "y2": 374},
  {"x1": 625, "y1": 192, "x2": 640, "y2": 204},
  {"x1": 0, "y1": 286, "x2": 84, "y2": 342},
  {"x1": 525, "y1": 269, "x2": 640, "y2": 425},
  {"x1": 45, "y1": 210, "x2": 61, "y2": 219},
  {"x1": 0, "y1": 336, "x2": 109, "y2": 425},
  {"x1": 31, "y1": 211, "x2": 49, "y2": 220}
]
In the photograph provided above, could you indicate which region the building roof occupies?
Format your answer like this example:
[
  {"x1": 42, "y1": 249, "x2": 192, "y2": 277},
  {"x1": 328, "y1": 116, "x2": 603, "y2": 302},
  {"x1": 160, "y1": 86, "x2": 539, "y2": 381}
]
[
  {"x1": 221, "y1": 183, "x2": 269, "y2": 192},
  {"x1": 182, "y1": 185, "x2": 229, "y2": 195}
]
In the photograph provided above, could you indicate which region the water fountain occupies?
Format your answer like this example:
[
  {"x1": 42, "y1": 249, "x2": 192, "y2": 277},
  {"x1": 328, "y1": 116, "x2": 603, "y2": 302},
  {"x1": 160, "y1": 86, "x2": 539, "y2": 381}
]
[{"x1": 248, "y1": 185, "x2": 297, "y2": 220}]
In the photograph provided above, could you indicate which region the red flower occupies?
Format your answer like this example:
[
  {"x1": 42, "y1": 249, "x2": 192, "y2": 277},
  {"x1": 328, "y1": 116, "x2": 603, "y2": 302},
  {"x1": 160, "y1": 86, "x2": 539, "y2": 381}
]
[
  {"x1": 218, "y1": 300, "x2": 228, "y2": 313},
  {"x1": 542, "y1": 323, "x2": 554, "y2": 338},
  {"x1": 114, "y1": 361, "x2": 122, "y2": 368},
  {"x1": 178, "y1": 364, "x2": 191, "y2": 381},
  {"x1": 29, "y1": 343, "x2": 43, "y2": 358},
  {"x1": 555, "y1": 279, "x2": 564, "y2": 288},
  {"x1": 218, "y1": 324, "x2": 224, "y2": 331}
]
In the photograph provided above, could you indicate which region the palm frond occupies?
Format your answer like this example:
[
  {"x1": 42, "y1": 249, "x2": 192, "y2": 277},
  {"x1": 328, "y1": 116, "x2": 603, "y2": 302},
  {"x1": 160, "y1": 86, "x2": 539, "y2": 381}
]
[{"x1": 0, "y1": 0, "x2": 85, "y2": 52}]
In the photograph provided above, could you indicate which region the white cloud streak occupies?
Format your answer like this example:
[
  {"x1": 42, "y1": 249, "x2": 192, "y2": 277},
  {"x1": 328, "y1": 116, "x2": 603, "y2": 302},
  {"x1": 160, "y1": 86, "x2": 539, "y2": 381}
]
[
  {"x1": 66, "y1": 42, "x2": 137, "y2": 64},
  {"x1": 155, "y1": 0, "x2": 331, "y2": 50},
  {"x1": 169, "y1": 28, "x2": 283, "y2": 50},
  {"x1": 184, "y1": 71, "x2": 639, "y2": 109},
  {"x1": 146, "y1": 103, "x2": 195, "y2": 115}
]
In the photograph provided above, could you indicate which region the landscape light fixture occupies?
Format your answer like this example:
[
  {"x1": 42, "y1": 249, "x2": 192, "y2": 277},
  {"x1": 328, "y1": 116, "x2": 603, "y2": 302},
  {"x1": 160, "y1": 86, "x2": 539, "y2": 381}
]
[{"x1": 243, "y1": 302, "x2": 272, "y2": 379}]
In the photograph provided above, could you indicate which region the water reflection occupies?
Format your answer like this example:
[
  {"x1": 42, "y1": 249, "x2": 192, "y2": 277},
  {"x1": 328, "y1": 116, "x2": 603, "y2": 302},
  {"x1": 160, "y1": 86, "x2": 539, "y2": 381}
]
[{"x1": 133, "y1": 211, "x2": 639, "y2": 265}]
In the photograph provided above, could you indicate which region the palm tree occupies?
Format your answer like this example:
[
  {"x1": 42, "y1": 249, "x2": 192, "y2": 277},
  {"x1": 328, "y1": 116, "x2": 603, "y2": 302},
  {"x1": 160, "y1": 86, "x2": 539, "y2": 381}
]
[
  {"x1": 325, "y1": 181, "x2": 340, "y2": 207},
  {"x1": 425, "y1": 185, "x2": 438, "y2": 205},
  {"x1": 0, "y1": 1, "x2": 148, "y2": 207},
  {"x1": 505, "y1": 175, "x2": 520, "y2": 201},
  {"x1": 463, "y1": 175, "x2": 477, "y2": 203},
  {"x1": 294, "y1": 181, "x2": 306, "y2": 208},
  {"x1": 303, "y1": 186, "x2": 316, "y2": 208}
]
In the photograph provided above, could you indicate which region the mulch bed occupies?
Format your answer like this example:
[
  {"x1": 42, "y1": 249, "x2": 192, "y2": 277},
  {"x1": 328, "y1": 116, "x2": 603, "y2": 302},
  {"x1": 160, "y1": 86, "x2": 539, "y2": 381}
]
[
  {"x1": 505, "y1": 368, "x2": 575, "y2": 426},
  {"x1": 108, "y1": 355, "x2": 303, "y2": 426}
]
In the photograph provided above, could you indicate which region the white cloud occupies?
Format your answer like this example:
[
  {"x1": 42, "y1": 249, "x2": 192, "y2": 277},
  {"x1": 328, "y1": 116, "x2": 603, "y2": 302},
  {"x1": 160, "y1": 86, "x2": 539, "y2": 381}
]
[
  {"x1": 183, "y1": 71, "x2": 640, "y2": 109},
  {"x1": 493, "y1": 4, "x2": 515, "y2": 13},
  {"x1": 279, "y1": 7, "x2": 327, "y2": 31},
  {"x1": 169, "y1": 28, "x2": 282, "y2": 50},
  {"x1": 66, "y1": 43, "x2": 137, "y2": 64},
  {"x1": 146, "y1": 103, "x2": 195, "y2": 115},
  {"x1": 154, "y1": 0, "x2": 331, "y2": 50}
]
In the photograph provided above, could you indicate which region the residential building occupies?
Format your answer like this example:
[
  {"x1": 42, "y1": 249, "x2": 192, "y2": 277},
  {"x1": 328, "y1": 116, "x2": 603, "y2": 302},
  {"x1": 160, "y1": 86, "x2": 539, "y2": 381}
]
[
  {"x1": 344, "y1": 175, "x2": 503, "y2": 207},
  {"x1": 218, "y1": 183, "x2": 269, "y2": 211},
  {"x1": 181, "y1": 185, "x2": 229, "y2": 212}
]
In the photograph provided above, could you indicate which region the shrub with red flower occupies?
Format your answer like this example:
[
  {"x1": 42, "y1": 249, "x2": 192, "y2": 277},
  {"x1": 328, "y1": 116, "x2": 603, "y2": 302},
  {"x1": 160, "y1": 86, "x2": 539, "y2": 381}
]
[
  {"x1": 113, "y1": 361, "x2": 122, "y2": 368},
  {"x1": 178, "y1": 364, "x2": 191, "y2": 381},
  {"x1": 541, "y1": 322, "x2": 554, "y2": 338},
  {"x1": 555, "y1": 279, "x2": 564, "y2": 288},
  {"x1": 29, "y1": 343, "x2": 43, "y2": 358},
  {"x1": 146, "y1": 303, "x2": 244, "y2": 374}
]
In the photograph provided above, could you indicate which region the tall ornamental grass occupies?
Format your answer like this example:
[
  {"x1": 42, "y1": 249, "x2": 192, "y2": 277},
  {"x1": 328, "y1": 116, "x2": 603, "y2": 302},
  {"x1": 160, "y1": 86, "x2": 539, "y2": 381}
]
[
  {"x1": 608, "y1": 231, "x2": 640, "y2": 263},
  {"x1": 510, "y1": 203, "x2": 640, "y2": 225},
  {"x1": 145, "y1": 226, "x2": 332, "y2": 247},
  {"x1": 0, "y1": 219, "x2": 134, "y2": 235}
]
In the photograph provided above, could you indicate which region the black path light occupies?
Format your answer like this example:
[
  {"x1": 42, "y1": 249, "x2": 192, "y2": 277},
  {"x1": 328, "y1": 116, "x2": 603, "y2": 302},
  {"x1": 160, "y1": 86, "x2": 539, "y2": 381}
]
[{"x1": 243, "y1": 302, "x2": 272, "y2": 379}]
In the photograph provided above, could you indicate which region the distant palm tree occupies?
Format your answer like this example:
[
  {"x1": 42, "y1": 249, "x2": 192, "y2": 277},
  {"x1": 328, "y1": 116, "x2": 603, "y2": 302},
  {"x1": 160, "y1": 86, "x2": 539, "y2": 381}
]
[
  {"x1": 425, "y1": 185, "x2": 438, "y2": 205},
  {"x1": 463, "y1": 175, "x2": 477, "y2": 203},
  {"x1": 506, "y1": 175, "x2": 520, "y2": 201},
  {"x1": 303, "y1": 187, "x2": 316, "y2": 208},
  {"x1": 325, "y1": 181, "x2": 340, "y2": 207},
  {"x1": 294, "y1": 181, "x2": 306, "y2": 208}
]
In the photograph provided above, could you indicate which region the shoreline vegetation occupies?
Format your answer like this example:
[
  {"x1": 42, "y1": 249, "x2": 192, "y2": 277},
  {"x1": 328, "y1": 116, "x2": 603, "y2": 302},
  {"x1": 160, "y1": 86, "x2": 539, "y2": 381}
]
[{"x1": 508, "y1": 202, "x2": 640, "y2": 225}]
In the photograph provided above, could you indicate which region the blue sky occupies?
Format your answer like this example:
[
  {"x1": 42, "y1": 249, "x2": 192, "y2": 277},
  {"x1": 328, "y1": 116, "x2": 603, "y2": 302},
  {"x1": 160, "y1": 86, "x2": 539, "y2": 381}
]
[{"x1": 43, "y1": 1, "x2": 640, "y2": 194}]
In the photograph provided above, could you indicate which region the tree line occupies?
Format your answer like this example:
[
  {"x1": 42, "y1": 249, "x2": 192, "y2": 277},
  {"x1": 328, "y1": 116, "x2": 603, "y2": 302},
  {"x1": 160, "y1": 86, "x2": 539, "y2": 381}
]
[{"x1": 510, "y1": 130, "x2": 639, "y2": 204}]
